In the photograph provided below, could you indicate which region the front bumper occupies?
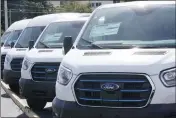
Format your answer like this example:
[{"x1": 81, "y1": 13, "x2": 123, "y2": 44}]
[
  {"x1": 3, "y1": 69, "x2": 20, "y2": 84},
  {"x1": 52, "y1": 97, "x2": 176, "y2": 118},
  {"x1": 19, "y1": 78, "x2": 55, "y2": 101}
]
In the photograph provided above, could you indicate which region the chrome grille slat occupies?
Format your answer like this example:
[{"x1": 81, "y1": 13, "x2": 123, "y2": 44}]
[{"x1": 74, "y1": 74, "x2": 153, "y2": 108}]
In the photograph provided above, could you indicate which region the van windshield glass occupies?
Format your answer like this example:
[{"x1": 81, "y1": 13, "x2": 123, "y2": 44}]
[
  {"x1": 3, "y1": 30, "x2": 22, "y2": 47},
  {"x1": 1, "y1": 32, "x2": 11, "y2": 43},
  {"x1": 35, "y1": 21, "x2": 85, "y2": 49},
  {"x1": 77, "y1": 4, "x2": 175, "y2": 49},
  {"x1": 15, "y1": 26, "x2": 45, "y2": 48}
]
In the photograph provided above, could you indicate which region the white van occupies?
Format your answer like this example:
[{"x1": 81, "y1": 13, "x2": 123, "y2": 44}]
[
  {"x1": 52, "y1": 1, "x2": 176, "y2": 118},
  {"x1": 1, "y1": 19, "x2": 30, "y2": 46},
  {"x1": 1, "y1": 19, "x2": 31, "y2": 78},
  {"x1": 3, "y1": 13, "x2": 90, "y2": 92},
  {"x1": 19, "y1": 16, "x2": 90, "y2": 110}
]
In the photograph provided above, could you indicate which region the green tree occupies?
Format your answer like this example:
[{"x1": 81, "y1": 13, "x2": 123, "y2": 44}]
[
  {"x1": 1, "y1": 0, "x2": 54, "y2": 31},
  {"x1": 55, "y1": 2, "x2": 92, "y2": 13}
]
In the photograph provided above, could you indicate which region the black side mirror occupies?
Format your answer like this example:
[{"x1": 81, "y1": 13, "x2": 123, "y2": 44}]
[
  {"x1": 1, "y1": 42, "x2": 4, "y2": 46},
  {"x1": 63, "y1": 36, "x2": 73, "y2": 54},
  {"x1": 29, "y1": 40, "x2": 34, "y2": 50},
  {"x1": 10, "y1": 42, "x2": 15, "y2": 48}
]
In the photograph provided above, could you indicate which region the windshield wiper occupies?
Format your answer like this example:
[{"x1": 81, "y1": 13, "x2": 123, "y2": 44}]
[
  {"x1": 136, "y1": 45, "x2": 176, "y2": 48},
  {"x1": 15, "y1": 43, "x2": 24, "y2": 48},
  {"x1": 78, "y1": 38, "x2": 103, "y2": 49},
  {"x1": 38, "y1": 41, "x2": 50, "y2": 48}
]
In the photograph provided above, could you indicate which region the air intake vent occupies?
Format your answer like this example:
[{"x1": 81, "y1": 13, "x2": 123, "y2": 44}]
[
  {"x1": 84, "y1": 52, "x2": 111, "y2": 56},
  {"x1": 133, "y1": 51, "x2": 167, "y2": 55},
  {"x1": 16, "y1": 49, "x2": 27, "y2": 51},
  {"x1": 38, "y1": 50, "x2": 53, "y2": 53}
]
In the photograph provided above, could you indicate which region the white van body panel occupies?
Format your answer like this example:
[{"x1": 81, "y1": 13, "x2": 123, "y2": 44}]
[
  {"x1": 55, "y1": 74, "x2": 176, "y2": 104},
  {"x1": 1, "y1": 19, "x2": 31, "y2": 54},
  {"x1": 55, "y1": 48, "x2": 175, "y2": 104},
  {"x1": 61, "y1": 49, "x2": 175, "y2": 76},
  {"x1": 1, "y1": 47, "x2": 11, "y2": 55},
  {"x1": 21, "y1": 48, "x2": 63, "y2": 79},
  {"x1": 5, "y1": 19, "x2": 31, "y2": 32},
  {"x1": 54, "y1": 1, "x2": 176, "y2": 107},
  {"x1": 4, "y1": 13, "x2": 90, "y2": 71},
  {"x1": 21, "y1": 17, "x2": 90, "y2": 80}
]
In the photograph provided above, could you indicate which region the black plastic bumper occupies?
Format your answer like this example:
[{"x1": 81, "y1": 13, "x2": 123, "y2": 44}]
[
  {"x1": 19, "y1": 78, "x2": 55, "y2": 101},
  {"x1": 52, "y1": 97, "x2": 176, "y2": 118},
  {"x1": 3, "y1": 69, "x2": 20, "y2": 85}
]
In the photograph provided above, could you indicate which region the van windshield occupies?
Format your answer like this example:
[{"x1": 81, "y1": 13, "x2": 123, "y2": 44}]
[
  {"x1": 1, "y1": 32, "x2": 11, "y2": 44},
  {"x1": 3, "y1": 30, "x2": 22, "y2": 47},
  {"x1": 77, "y1": 4, "x2": 175, "y2": 49},
  {"x1": 35, "y1": 21, "x2": 85, "y2": 49},
  {"x1": 15, "y1": 26, "x2": 45, "y2": 48}
]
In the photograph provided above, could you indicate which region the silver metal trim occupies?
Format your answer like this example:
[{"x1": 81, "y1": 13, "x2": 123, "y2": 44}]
[{"x1": 71, "y1": 72, "x2": 156, "y2": 109}]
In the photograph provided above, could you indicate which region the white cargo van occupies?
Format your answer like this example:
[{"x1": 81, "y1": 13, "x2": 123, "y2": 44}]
[
  {"x1": 52, "y1": 1, "x2": 176, "y2": 118},
  {"x1": 1, "y1": 19, "x2": 31, "y2": 78},
  {"x1": 3, "y1": 13, "x2": 90, "y2": 92},
  {"x1": 19, "y1": 16, "x2": 90, "y2": 110}
]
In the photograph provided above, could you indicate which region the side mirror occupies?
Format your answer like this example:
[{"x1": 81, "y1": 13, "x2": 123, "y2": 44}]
[
  {"x1": 10, "y1": 42, "x2": 15, "y2": 48},
  {"x1": 29, "y1": 40, "x2": 34, "y2": 50},
  {"x1": 63, "y1": 36, "x2": 73, "y2": 54},
  {"x1": 1, "y1": 42, "x2": 4, "y2": 46}
]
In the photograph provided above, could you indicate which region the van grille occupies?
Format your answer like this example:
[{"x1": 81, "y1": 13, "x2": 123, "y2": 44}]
[
  {"x1": 10, "y1": 58, "x2": 24, "y2": 71},
  {"x1": 74, "y1": 74, "x2": 152, "y2": 108},
  {"x1": 1, "y1": 54, "x2": 6, "y2": 71},
  {"x1": 31, "y1": 63, "x2": 60, "y2": 81}
]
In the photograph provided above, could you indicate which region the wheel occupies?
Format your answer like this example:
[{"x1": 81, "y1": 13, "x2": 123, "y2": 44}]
[
  {"x1": 27, "y1": 99, "x2": 47, "y2": 111},
  {"x1": 9, "y1": 84, "x2": 19, "y2": 93}
]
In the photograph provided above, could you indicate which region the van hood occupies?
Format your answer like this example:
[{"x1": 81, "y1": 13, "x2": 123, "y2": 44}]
[
  {"x1": 25, "y1": 48, "x2": 64, "y2": 63},
  {"x1": 62, "y1": 48, "x2": 175, "y2": 75},
  {"x1": 1, "y1": 47, "x2": 12, "y2": 55},
  {"x1": 7, "y1": 48, "x2": 28, "y2": 58}
]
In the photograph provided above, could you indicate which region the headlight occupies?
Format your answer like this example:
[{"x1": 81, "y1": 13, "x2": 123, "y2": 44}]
[
  {"x1": 57, "y1": 65, "x2": 73, "y2": 85},
  {"x1": 160, "y1": 68, "x2": 176, "y2": 87},
  {"x1": 5, "y1": 55, "x2": 11, "y2": 63},
  {"x1": 22, "y1": 59, "x2": 32, "y2": 70}
]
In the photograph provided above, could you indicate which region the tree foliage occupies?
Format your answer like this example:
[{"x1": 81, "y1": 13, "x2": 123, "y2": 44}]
[
  {"x1": 55, "y1": 2, "x2": 92, "y2": 13},
  {"x1": 1, "y1": 0, "x2": 54, "y2": 31}
]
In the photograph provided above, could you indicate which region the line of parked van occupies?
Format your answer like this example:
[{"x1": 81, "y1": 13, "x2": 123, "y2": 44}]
[{"x1": 1, "y1": 1, "x2": 176, "y2": 118}]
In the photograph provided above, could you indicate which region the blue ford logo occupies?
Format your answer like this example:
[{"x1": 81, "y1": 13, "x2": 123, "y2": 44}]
[
  {"x1": 101, "y1": 83, "x2": 120, "y2": 91},
  {"x1": 45, "y1": 68, "x2": 56, "y2": 73}
]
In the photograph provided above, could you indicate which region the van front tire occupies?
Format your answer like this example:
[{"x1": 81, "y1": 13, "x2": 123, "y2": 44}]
[
  {"x1": 9, "y1": 84, "x2": 19, "y2": 93},
  {"x1": 27, "y1": 99, "x2": 47, "y2": 111}
]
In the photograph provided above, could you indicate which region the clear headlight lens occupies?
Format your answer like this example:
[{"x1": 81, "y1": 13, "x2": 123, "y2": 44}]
[
  {"x1": 160, "y1": 68, "x2": 176, "y2": 87},
  {"x1": 57, "y1": 65, "x2": 73, "y2": 85},
  {"x1": 5, "y1": 55, "x2": 11, "y2": 63},
  {"x1": 22, "y1": 59, "x2": 32, "y2": 70}
]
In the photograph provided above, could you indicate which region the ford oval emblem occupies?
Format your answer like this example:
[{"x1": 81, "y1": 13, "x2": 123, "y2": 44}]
[
  {"x1": 101, "y1": 83, "x2": 120, "y2": 91},
  {"x1": 45, "y1": 68, "x2": 56, "y2": 73}
]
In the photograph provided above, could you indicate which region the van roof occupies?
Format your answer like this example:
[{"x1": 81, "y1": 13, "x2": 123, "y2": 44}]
[
  {"x1": 5, "y1": 19, "x2": 31, "y2": 32},
  {"x1": 52, "y1": 16, "x2": 89, "y2": 23},
  {"x1": 26, "y1": 13, "x2": 90, "y2": 27},
  {"x1": 98, "y1": 1, "x2": 175, "y2": 10}
]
